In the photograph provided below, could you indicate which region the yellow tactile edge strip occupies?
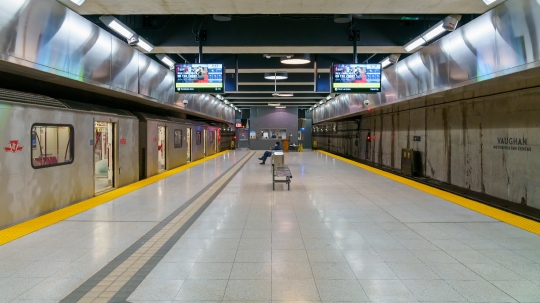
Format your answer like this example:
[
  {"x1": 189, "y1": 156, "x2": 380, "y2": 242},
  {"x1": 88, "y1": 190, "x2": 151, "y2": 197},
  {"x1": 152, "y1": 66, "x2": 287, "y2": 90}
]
[
  {"x1": 0, "y1": 150, "x2": 231, "y2": 246},
  {"x1": 317, "y1": 150, "x2": 540, "y2": 236}
]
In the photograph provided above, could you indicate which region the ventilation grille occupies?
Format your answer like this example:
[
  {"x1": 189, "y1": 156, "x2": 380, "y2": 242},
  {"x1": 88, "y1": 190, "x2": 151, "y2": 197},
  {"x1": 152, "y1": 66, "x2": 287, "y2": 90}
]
[{"x1": 0, "y1": 88, "x2": 67, "y2": 108}]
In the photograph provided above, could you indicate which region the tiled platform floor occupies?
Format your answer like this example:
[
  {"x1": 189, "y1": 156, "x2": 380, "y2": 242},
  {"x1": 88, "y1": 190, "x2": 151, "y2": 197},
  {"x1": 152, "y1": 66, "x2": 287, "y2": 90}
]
[{"x1": 1, "y1": 151, "x2": 540, "y2": 302}]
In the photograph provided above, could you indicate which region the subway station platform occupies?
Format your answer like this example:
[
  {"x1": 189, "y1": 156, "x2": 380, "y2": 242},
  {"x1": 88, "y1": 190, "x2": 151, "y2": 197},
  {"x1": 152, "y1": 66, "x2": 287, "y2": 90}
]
[{"x1": 1, "y1": 151, "x2": 540, "y2": 303}]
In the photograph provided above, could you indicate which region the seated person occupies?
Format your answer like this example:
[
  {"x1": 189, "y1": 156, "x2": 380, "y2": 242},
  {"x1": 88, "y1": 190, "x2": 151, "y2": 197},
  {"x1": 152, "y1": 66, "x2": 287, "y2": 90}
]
[
  {"x1": 271, "y1": 133, "x2": 277, "y2": 138},
  {"x1": 259, "y1": 141, "x2": 281, "y2": 164}
]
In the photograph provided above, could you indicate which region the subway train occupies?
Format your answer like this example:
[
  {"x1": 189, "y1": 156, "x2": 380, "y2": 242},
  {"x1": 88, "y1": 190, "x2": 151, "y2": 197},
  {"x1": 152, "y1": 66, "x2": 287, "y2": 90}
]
[{"x1": 0, "y1": 88, "x2": 234, "y2": 229}]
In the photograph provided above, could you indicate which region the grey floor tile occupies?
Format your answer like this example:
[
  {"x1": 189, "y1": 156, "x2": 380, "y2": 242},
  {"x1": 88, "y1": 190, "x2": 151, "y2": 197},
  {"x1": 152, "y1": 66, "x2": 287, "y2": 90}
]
[
  {"x1": 446, "y1": 280, "x2": 518, "y2": 302},
  {"x1": 222, "y1": 279, "x2": 271, "y2": 301},
  {"x1": 272, "y1": 262, "x2": 314, "y2": 279},
  {"x1": 465, "y1": 263, "x2": 525, "y2": 281},
  {"x1": 359, "y1": 280, "x2": 417, "y2": 302},
  {"x1": 491, "y1": 280, "x2": 540, "y2": 302},
  {"x1": 196, "y1": 249, "x2": 237, "y2": 263},
  {"x1": 174, "y1": 279, "x2": 228, "y2": 301},
  {"x1": 145, "y1": 262, "x2": 195, "y2": 280},
  {"x1": 349, "y1": 262, "x2": 399, "y2": 280},
  {"x1": 271, "y1": 279, "x2": 321, "y2": 301},
  {"x1": 234, "y1": 249, "x2": 272, "y2": 263},
  {"x1": 310, "y1": 262, "x2": 357, "y2": 280},
  {"x1": 306, "y1": 249, "x2": 347, "y2": 263},
  {"x1": 402, "y1": 280, "x2": 466, "y2": 302},
  {"x1": 315, "y1": 279, "x2": 369, "y2": 301},
  {"x1": 272, "y1": 250, "x2": 309, "y2": 263},
  {"x1": 230, "y1": 263, "x2": 271, "y2": 280},
  {"x1": 187, "y1": 262, "x2": 233, "y2": 279},
  {"x1": 387, "y1": 263, "x2": 440, "y2": 280},
  {"x1": 128, "y1": 279, "x2": 185, "y2": 301}
]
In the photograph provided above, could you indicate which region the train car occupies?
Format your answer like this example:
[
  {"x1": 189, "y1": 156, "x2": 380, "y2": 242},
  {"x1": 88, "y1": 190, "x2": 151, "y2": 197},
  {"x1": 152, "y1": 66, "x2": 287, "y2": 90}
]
[
  {"x1": 0, "y1": 89, "x2": 139, "y2": 228},
  {"x1": 136, "y1": 113, "x2": 193, "y2": 179}
]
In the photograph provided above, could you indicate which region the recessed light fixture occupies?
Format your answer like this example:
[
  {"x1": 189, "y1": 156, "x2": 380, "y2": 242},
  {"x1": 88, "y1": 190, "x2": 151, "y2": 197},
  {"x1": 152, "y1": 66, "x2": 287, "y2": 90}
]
[
  {"x1": 380, "y1": 58, "x2": 392, "y2": 68},
  {"x1": 216, "y1": 94, "x2": 222, "y2": 100},
  {"x1": 69, "y1": 0, "x2": 86, "y2": 5},
  {"x1": 276, "y1": 106, "x2": 287, "y2": 109},
  {"x1": 334, "y1": 14, "x2": 352, "y2": 23},
  {"x1": 404, "y1": 15, "x2": 461, "y2": 52},
  {"x1": 268, "y1": 103, "x2": 281, "y2": 106},
  {"x1": 156, "y1": 54, "x2": 175, "y2": 68},
  {"x1": 326, "y1": 95, "x2": 332, "y2": 101},
  {"x1": 314, "y1": 104, "x2": 318, "y2": 108},
  {"x1": 213, "y1": 14, "x2": 232, "y2": 21},
  {"x1": 99, "y1": 16, "x2": 135, "y2": 39},
  {"x1": 224, "y1": 100, "x2": 229, "y2": 104},
  {"x1": 264, "y1": 72, "x2": 288, "y2": 80},
  {"x1": 422, "y1": 22, "x2": 446, "y2": 41},
  {"x1": 281, "y1": 54, "x2": 311, "y2": 65},
  {"x1": 272, "y1": 93, "x2": 294, "y2": 97}
]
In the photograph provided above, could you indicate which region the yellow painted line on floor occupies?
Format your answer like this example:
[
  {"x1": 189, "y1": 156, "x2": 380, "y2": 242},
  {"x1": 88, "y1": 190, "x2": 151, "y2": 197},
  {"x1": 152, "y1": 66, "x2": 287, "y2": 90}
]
[
  {"x1": 0, "y1": 151, "x2": 231, "y2": 246},
  {"x1": 317, "y1": 150, "x2": 540, "y2": 236}
]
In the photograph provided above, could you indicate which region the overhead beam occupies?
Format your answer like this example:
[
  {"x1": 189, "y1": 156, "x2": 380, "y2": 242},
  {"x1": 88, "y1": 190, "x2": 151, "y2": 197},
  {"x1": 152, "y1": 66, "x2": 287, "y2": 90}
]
[{"x1": 152, "y1": 46, "x2": 407, "y2": 54}]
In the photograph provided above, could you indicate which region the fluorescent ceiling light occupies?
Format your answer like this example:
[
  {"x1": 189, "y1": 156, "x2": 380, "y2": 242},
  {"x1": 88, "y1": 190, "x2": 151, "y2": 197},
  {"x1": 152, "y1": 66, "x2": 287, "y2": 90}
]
[
  {"x1": 276, "y1": 106, "x2": 287, "y2": 108},
  {"x1": 380, "y1": 58, "x2": 391, "y2": 68},
  {"x1": 422, "y1": 22, "x2": 446, "y2": 42},
  {"x1": 99, "y1": 16, "x2": 135, "y2": 39},
  {"x1": 326, "y1": 95, "x2": 332, "y2": 101},
  {"x1": 264, "y1": 72, "x2": 288, "y2": 80},
  {"x1": 404, "y1": 37, "x2": 426, "y2": 52},
  {"x1": 136, "y1": 37, "x2": 154, "y2": 52},
  {"x1": 319, "y1": 100, "x2": 324, "y2": 105},
  {"x1": 268, "y1": 103, "x2": 280, "y2": 106},
  {"x1": 272, "y1": 93, "x2": 294, "y2": 97},
  {"x1": 281, "y1": 54, "x2": 311, "y2": 65},
  {"x1": 216, "y1": 94, "x2": 222, "y2": 100},
  {"x1": 69, "y1": 0, "x2": 86, "y2": 5},
  {"x1": 483, "y1": 0, "x2": 497, "y2": 4},
  {"x1": 156, "y1": 54, "x2": 175, "y2": 68},
  {"x1": 314, "y1": 104, "x2": 318, "y2": 108},
  {"x1": 224, "y1": 100, "x2": 229, "y2": 104}
]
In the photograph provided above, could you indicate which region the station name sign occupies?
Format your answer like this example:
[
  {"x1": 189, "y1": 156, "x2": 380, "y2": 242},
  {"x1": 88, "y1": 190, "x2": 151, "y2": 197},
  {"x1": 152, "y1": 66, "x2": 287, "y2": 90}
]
[{"x1": 493, "y1": 137, "x2": 531, "y2": 152}]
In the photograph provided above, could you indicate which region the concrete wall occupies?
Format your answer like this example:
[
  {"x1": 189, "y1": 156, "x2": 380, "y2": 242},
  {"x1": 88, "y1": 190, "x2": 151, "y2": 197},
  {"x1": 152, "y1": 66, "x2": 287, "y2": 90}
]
[
  {"x1": 249, "y1": 107, "x2": 299, "y2": 150},
  {"x1": 314, "y1": 86, "x2": 540, "y2": 210}
]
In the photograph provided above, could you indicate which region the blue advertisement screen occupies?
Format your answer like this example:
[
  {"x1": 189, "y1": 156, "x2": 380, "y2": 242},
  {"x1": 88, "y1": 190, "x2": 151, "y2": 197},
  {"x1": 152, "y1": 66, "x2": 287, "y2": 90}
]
[
  {"x1": 174, "y1": 64, "x2": 224, "y2": 93},
  {"x1": 331, "y1": 64, "x2": 382, "y2": 93}
]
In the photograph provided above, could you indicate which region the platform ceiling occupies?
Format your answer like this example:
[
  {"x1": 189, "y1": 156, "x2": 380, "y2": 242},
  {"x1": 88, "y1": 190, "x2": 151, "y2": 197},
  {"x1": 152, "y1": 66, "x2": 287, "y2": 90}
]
[
  {"x1": 60, "y1": 0, "x2": 500, "y2": 15},
  {"x1": 69, "y1": 0, "x2": 505, "y2": 108}
]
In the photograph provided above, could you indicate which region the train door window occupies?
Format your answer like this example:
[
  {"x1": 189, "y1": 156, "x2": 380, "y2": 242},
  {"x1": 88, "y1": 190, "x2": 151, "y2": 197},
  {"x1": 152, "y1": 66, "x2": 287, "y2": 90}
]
[
  {"x1": 203, "y1": 129, "x2": 207, "y2": 156},
  {"x1": 31, "y1": 124, "x2": 74, "y2": 168},
  {"x1": 215, "y1": 130, "x2": 218, "y2": 152},
  {"x1": 187, "y1": 128, "x2": 192, "y2": 162},
  {"x1": 174, "y1": 129, "x2": 182, "y2": 148},
  {"x1": 158, "y1": 126, "x2": 167, "y2": 172},
  {"x1": 94, "y1": 122, "x2": 115, "y2": 193}
]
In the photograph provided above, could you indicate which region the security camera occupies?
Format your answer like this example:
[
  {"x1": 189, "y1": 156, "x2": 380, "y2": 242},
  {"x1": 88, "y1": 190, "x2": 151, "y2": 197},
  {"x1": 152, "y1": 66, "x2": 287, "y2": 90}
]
[
  {"x1": 443, "y1": 15, "x2": 462, "y2": 31},
  {"x1": 364, "y1": 100, "x2": 370, "y2": 106},
  {"x1": 127, "y1": 34, "x2": 139, "y2": 46},
  {"x1": 183, "y1": 99, "x2": 188, "y2": 104}
]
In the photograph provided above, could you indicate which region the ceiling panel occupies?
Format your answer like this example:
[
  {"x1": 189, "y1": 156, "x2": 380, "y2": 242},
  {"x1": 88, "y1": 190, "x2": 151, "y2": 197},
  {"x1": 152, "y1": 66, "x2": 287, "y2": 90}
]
[{"x1": 60, "y1": 0, "x2": 503, "y2": 15}]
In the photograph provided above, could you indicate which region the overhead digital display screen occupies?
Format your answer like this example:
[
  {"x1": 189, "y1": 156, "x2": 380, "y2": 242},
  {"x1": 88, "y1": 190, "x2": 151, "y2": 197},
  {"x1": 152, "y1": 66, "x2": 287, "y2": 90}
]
[
  {"x1": 331, "y1": 63, "x2": 382, "y2": 93},
  {"x1": 174, "y1": 64, "x2": 224, "y2": 93}
]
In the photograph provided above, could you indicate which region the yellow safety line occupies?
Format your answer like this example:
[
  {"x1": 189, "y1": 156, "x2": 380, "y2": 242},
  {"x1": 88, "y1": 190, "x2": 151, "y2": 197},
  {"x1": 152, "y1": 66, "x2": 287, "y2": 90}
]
[
  {"x1": 317, "y1": 150, "x2": 540, "y2": 236},
  {"x1": 0, "y1": 151, "x2": 231, "y2": 246}
]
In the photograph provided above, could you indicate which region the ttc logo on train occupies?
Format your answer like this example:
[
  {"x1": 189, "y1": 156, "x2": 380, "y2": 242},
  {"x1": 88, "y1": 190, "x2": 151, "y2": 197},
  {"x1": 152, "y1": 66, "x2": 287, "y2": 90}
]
[{"x1": 4, "y1": 140, "x2": 23, "y2": 153}]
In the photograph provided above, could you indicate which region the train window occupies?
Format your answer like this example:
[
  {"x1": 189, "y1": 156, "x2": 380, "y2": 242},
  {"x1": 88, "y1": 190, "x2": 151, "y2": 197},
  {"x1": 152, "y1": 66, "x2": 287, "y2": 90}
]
[
  {"x1": 260, "y1": 128, "x2": 287, "y2": 139},
  {"x1": 31, "y1": 124, "x2": 74, "y2": 169},
  {"x1": 196, "y1": 131, "x2": 202, "y2": 145},
  {"x1": 209, "y1": 131, "x2": 214, "y2": 143},
  {"x1": 174, "y1": 129, "x2": 182, "y2": 148}
]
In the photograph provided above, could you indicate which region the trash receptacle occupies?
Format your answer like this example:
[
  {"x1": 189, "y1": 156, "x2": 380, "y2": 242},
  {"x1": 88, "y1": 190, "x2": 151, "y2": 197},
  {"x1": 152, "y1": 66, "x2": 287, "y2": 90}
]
[{"x1": 401, "y1": 148, "x2": 420, "y2": 176}]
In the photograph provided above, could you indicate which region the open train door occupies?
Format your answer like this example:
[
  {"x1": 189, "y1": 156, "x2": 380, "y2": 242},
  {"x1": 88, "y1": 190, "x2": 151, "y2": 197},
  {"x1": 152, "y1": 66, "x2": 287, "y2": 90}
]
[{"x1": 94, "y1": 121, "x2": 115, "y2": 194}]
